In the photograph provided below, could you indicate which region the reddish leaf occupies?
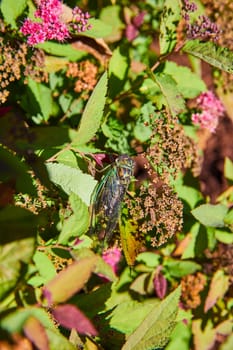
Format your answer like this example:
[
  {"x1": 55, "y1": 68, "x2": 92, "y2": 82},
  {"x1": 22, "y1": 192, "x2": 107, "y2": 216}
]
[
  {"x1": 192, "y1": 319, "x2": 216, "y2": 350},
  {"x1": 52, "y1": 304, "x2": 98, "y2": 336},
  {"x1": 43, "y1": 256, "x2": 97, "y2": 305},
  {"x1": 132, "y1": 12, "x2": 146, "y2": 28},
  {"x1": 204, "y1": 269, "x2": 229, "y2": 313},
  {"x1": 153, "y1": 267, "x2": 167, "y2": 299},
  {"x1": 24, "y1": 316, "x2": 49, "y2": 350}
]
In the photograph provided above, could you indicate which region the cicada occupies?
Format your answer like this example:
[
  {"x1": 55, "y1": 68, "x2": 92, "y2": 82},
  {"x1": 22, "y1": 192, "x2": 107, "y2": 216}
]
[{"x1": 90, "y1": 154, "x2": 135, "y2": 243}]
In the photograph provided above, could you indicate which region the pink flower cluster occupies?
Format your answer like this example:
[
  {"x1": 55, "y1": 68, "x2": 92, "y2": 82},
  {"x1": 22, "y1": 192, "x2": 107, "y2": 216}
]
[
  {"x1": 71, "y1": 7, "x2": 91, "y2": 33},
  {"x1": 182, "y1": 0, "x2": 221, "y2": 42},
  {"x1": 20, "y1": 0, "x2": 91, "y2": 46},
  {"x1": 191, "y1": 91, "x2": 225, "y2": 132},
  {"x1": 102, "y1": 247, "x2": 122, "y2": 274}
]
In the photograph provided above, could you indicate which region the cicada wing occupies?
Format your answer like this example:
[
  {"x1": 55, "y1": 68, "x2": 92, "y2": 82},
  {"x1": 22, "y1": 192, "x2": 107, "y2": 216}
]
[
  {"x1": 89, "y1": 154, "x2": 135, "y2": 243},
  {"x1": 89, "y1": 166, "x2": 116, "y2": 238}
]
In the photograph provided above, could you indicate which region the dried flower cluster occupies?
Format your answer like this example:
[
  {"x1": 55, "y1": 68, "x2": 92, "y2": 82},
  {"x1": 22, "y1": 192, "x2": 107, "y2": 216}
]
[
  {"x1": 181, "y1": 272, "x2": 207, "y2": 309},
  {"x1": 145, "y1": 114, "x2": 199, "y2": 181},
  {"x1": 191, "y1": 91, "x2": 225, "y2": 132},
  {"x1": 66, "y1": 61, "x2": 98, "y2": 96},
  {"x1": 201, "y1": 0, "x2": 233, "y2": 92},
  {"x1": 127, "y1": 182, "x2": 183, "y2": 247},
  {"x1": 0, "y1": 35, "x2": 47, "y2": 104},
  {"x1": 15, "y1": 179, "x2": 48, "y2": 214},
  {"x1": 20, "y1": 0, "x2": 91, "y2": 46},
  {"x1": 47, "y1": 251, "x2": 73, "y2": 273},
  {"x1": 127, "y1": 112, "x2": 201, "y2": 247},
  {"x1": 182, "y1": 0, "x2": 221, "y2": 42}
]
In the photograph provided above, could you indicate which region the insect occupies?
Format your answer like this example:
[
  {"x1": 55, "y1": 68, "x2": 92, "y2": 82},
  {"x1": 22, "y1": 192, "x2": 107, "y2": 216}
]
[{"x1": 90, "y1": 154, "x2": 135, "y2": 243}]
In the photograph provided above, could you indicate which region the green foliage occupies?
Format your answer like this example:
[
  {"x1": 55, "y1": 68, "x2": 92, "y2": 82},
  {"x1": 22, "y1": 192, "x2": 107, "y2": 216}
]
[
  {"x1": 82, "y1": 18, "x2": 113, "y2": 38},
  {"x1": 74, "y1": 71, "x2": 108, "y2": 145},
  {"x1": 0, "y1": 146, "x2": 37, "y2": 196},
  {"x1": 109, "y1": 46, "x2": 129, "y2": 97},
  {"x1": 21, "y1": 78, "x2": 59, "y2": 122},
  {"x1": 0, "y1": 0, "x2": 233, "y2": 349},
  {"x1": 152, "y1": 72, "x2": 186, "y2": 116},
  {"x1": 0, "y1": 236, "x2": 35, "y2": 300},
  {"x1": 224, "y1": 157, "x2": 233, "y2": 181},
  {"x1": 163, "y1": 61, "x2": 207, "y2": 98},
  {"x1": 39, "y1": 42, "x2": 87, "y2": 60},
  {"x1": 191, "y1": 203, "x2": 228, "y2": 227},
  {"x1": 58, "y1": 193, "x2": 89, "y2": 244},
  {"x1": 159, "y1": 0, "x2": 181, "y2": 55},
  {"x1": 183, "y1": 40, "x2": 233, "y2": 73},
  {"x1": 0, "y1": 0, "x2": 27, "y2": 28},
  {"x1": 0, "y1": 206, "x2": 39, "y2": 243},
  {"x1": 46, "y1": 162, "x2": 97, "y2": 205},
  {"x1": 122, "y1": 287, "x2": 181, "y2": 350}
]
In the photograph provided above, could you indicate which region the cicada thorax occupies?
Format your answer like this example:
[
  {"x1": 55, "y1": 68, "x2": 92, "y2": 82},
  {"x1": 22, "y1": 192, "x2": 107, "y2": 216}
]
[{"x1": 91, "y1": 154, "x2": 135, "y2": 244}]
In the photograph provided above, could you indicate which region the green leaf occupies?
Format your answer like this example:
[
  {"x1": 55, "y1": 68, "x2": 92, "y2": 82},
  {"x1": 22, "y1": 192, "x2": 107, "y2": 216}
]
[
  {"x1": 43, "y1": 257, "x2": 97, "y2": 304},
  {"x1": 159, "y1": 0, "x2": 181, "y2": 55},
  {"x1": 109, "y1": 300, "x2": 160, "y2": 335},
  {"x1": 56, "y1": 150, "x2": 78, "y2": 168},
  {"x1": 164, "y1": 259, "x2": 201, "y2": 278},
  {"x1": 224, "y1": 157, "x2": 233, "y2": 181},
  {"x1": 165, "y1": 321, "x2": 192, "y2": 350},
  {"x1": 0, "y1": 0, "x2": 27, "y2": 28},
  {"x1": 75, "y1": 282, "x2": 113, "y2": 319},
  {"x1": 0, "y1": 307, "x2": 58, "y2": 333},
  {"x1": 33, "y1": 251, "x2": 56, "y2": 284},
  {"x1": 122, "y1": 286, "x2": 181, "y2": 350},
  {"x1": 175, "y1": 184, "x2": 203, "y2": 209},
  {"x1": 0, "y1": 145, "x2": 36, "y2": 196},
  {"x1": 30, "y1": 126, "x2": 74, "y2": 150},
  {"x1": 204, "y1": 270, "x2": 229, "y2": 312},
  {"x1": 81, "y1": 18, "x2": 113, "y2": 38},
  {"x1": 46, "y1": 163, "x2": 97, "y2": 205},
  {"x1": 183, "y1": 40, "x2": 233, "y2": 73},
  {"x1": 224, "y1": 209, "x2": 233, "y2": 228},
  {"x1": 0, "y1": 237, "x2": 35, "y2": 300},
  {"x1": 109, "y1": 46, "x2": 129, "y2": 97},
  {"x1": 46, "y1": 328, "x2": 76, "y2": 350},
  {"x1": 21, "y1": 78, "x2": 58, "y2": 122},
  {"x1": 39, "y1": 42, "x2": 87, "y2": 60},
  {"x1": 136, "y1": 252, "x2": 160, "y2": 268},
  {"x1": 164, "y1": 61, "x2": 206, "y2": 98},
  {"x1": 73, "y1": 71, "x2": 108, "y2": 145},
  {"x1": 153, "y1": 73, "x2": 186, "y2": 117},
  {"x1": 1, "y1": 308, "x2": 76, "y2": 349},
  {"x1": 215, "y1": 229, "x2": 233, "y2": 244},
  {"x1": 130, "y1": 273, "x2": 154, "y2": 296},
  {"x1": 0, "y1": 206, "x2": 38, "y2": 244},
  {"x1": 181, "y1": 223, "x2": 201, "y2": 259},
  {"x1": 191, "y1": 204, "x2": 228, "y2": 228},
  {"x1": 99, "y1": 5, "x2": 124, "y2": 42},
  {"x1": 58, "y1": 193, "x2": 89, "y2": 244},
  {"x1": 133, "y1": 102, "x2": 154, "y2": 142}
]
